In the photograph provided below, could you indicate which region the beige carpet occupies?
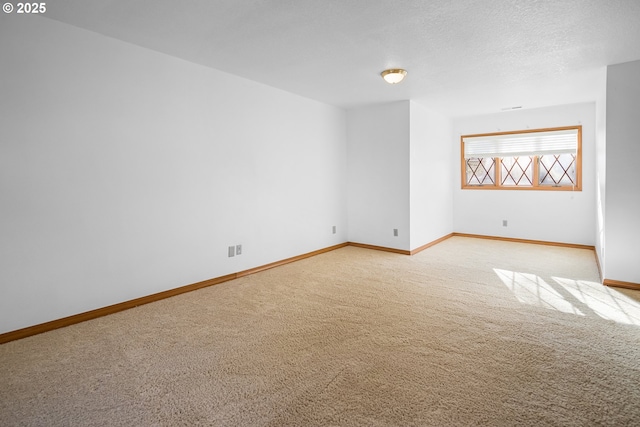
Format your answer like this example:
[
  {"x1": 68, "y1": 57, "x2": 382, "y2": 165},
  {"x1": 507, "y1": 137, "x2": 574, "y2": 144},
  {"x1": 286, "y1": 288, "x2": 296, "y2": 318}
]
[{"x1": 1, "y1": 236, "x2": 639, "y2": 426}]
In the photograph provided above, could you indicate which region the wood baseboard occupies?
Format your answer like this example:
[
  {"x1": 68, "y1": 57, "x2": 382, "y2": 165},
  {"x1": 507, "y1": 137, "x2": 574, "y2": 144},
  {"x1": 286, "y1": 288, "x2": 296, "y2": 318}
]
[
  {"x1": 594, "y1": 250, "x2": 604, "y2": 283},
  {"x1": 347, "y1": 242, "x2": 411, "y2": 255},
  {"x1": 451, "y1": 233, "x2": 595, "y2": 251},
  {"x1": 237, "y1": 243, "x2": 348, "y2": 277},
  {"x1": 0, "y1": 273, "x2": 238, "y2": 345},
  {"x1": 410, "y1": 234, "x2": 454, "y2": 255},
  {"x1": 0, "y1": 242, "x2": 349, "y2": 345},
  {"x1": 603, "y1": 279, "x2": 640, "y2": 291},
  {"x1": 347, "y1": 234, "x2": 454, "y2": 256}
]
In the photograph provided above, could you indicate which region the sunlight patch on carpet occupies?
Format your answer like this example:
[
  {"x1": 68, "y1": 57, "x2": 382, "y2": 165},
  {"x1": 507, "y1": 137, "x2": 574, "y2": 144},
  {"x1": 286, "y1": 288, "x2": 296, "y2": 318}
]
[
  {"x1": 494, "y1": 268, "x2": 640, "y2": 326},
  {"x1": 494, "y1": 268, "x2": 585, "y2": 316},
  {"x1": 551, "y1": 277, "x2": 640, "y2": 326}
]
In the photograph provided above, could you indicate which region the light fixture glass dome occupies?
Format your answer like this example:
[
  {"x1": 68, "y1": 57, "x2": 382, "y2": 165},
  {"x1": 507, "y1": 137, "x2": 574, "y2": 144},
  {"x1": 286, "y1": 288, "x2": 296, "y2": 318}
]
[{"x1": 381, "y1": 69, "x2": 407, "y2": 84}]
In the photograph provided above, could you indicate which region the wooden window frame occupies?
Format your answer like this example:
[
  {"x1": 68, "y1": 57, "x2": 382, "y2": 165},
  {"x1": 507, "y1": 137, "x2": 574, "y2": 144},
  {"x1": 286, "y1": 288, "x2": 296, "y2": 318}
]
[{"x1": 460, "y1": 126, "x2": 582, "y2": 191}]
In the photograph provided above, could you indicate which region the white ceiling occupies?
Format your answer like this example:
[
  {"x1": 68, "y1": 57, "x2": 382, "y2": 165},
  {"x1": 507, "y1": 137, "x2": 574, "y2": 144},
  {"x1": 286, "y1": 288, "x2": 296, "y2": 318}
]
[{"x1": 44, "y1": 0, "x2": 640, "y2": 117}]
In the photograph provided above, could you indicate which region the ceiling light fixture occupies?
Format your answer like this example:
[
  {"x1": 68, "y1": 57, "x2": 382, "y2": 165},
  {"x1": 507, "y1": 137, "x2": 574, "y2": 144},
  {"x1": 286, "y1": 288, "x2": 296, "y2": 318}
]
[{"x1": 381, "y1": 68, "x2": 407, "y2": 84}]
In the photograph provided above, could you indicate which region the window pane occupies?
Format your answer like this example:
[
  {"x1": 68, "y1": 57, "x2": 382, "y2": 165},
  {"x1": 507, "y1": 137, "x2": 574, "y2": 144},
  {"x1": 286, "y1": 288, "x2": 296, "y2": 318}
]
[
  {"x1": 465, "y1": 157, "x2": 495, "y2": 185},
  {"x1": 500, "y1": 156, "x2": 533, "y2": 186},
  {"x1": 539, "y1": 153, "x2": 576, "y2": 186}
]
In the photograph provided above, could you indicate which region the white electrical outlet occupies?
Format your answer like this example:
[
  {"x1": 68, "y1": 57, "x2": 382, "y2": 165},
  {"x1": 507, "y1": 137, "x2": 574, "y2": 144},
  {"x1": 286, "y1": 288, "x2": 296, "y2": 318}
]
[{"x1": 236, "y1": 244, "x2": 242, "y2": 255}]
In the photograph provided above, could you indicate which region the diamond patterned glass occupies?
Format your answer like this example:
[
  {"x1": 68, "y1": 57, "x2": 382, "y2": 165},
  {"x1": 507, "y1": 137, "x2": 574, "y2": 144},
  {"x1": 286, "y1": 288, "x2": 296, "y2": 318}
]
[
  {"x1": 500, "y1": 156, "x2": 533, "y2": 186},
  {"x1": 539, "y1": 153, "x2": 576, "y2": 186},
  {"x1": 465, "y1": 157, "x2": 495, "y2": 185}
]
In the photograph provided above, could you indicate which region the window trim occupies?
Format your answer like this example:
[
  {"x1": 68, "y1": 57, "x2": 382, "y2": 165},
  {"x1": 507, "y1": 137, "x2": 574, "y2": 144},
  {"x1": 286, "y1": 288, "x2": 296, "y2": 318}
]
[{"x1": 460, "y1": 125, "x2": 582, "y2": 191}]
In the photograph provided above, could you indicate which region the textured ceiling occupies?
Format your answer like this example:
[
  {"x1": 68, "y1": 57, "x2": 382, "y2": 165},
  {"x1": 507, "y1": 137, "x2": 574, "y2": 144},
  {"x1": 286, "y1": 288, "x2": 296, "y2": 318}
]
[{"x1": 44, "y1": 0, "x2": 640, "y2": 116}]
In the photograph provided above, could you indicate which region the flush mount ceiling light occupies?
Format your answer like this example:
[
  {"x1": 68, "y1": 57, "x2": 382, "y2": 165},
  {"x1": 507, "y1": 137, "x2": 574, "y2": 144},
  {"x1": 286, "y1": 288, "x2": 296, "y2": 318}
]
[{"x1": 381, "y1": 68, "x2": 407, "y2": 84}]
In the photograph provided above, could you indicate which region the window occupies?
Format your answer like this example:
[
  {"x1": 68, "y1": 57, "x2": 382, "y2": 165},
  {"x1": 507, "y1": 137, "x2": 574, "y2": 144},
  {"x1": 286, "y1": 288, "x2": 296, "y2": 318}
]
[{"x1": 461, "y1": 126, "x2": 582, "y2": 191}]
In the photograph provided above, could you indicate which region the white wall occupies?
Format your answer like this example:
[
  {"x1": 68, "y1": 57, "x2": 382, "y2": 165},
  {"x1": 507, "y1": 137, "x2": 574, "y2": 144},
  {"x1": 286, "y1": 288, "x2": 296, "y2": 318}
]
[
  {"x1": 453, "y1": 103, "x2": 596, "y2": 246},
  {"x1": 605, "y1": 60, "x2": 640, "y2": 284},
  {"x1": 595, "y1": 67, "x2": 607, "y2": 278},
  {"x1": 346, "y1": 101, "x2": 453, "y2": 251},
  {"x1": 0, "y1": 16, "x2": 347, "y2": 334},
  {"x1": 346, "y1": 102, "x2": 410, "y2": 250},
  {"x1": 409, "y1": 101, "x2": 453, "y2": 250}
]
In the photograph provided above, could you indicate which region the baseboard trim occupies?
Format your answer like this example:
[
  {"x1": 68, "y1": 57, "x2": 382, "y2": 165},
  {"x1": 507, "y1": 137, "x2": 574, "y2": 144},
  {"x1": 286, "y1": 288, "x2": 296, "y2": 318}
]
[
  {"x1": 347, "y1": 242, "x2": 411, "y2": 255},
  {"x1": 347, "y1": 232, "x2": 593, "y2": 256},
  {"x1": 603, "y1": 279, "x2": 640, "y2": 291},
  {"x1": 0, "y1": 242, "x2": 349, "y2": 345},
  {"x1": 594, "y1": 250, "x2": 604, "y2": 283},
  {"x1": 237, "y1": 243, "x2": 349, "y2": 277},
  {"x1": 0, "y1": 273, "x2": 239, "y2": 345},
  {"x1": 451, "y1": 233, "x2": 595, "y2": 251},
  {"x1": 410, "y1": 234, "x2": 454, "y2": 255},
  {"x1": 347, "y1": 234, "x2": 454, "y2": 256}
]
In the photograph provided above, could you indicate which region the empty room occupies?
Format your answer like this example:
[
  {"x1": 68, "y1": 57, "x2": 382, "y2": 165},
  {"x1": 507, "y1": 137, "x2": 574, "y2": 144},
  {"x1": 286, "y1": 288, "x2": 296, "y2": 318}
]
[{"x1": 1, "y1": 1, "x2": 639, "y2": 426}]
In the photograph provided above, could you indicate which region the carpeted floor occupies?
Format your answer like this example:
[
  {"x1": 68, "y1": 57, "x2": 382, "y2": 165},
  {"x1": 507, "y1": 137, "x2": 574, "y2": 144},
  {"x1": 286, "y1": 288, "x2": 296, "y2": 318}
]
[{"x1": 1, "y1": 236, "x2": 639, "y2": 426}]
